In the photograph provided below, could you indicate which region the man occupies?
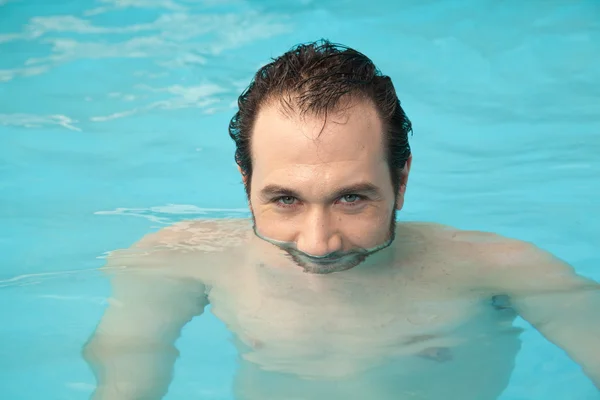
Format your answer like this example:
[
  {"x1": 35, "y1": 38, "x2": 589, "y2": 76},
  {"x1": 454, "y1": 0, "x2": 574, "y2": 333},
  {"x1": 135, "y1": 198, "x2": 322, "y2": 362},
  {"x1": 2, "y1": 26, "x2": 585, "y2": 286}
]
[{"x1": 83, "y1": 40, "x2": 600, "y2": 399}]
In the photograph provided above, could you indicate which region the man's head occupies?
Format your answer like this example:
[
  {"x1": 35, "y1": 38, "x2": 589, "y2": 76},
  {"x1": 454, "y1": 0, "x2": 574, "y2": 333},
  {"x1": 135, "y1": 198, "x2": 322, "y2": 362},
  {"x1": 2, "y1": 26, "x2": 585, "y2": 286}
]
[{"x1": 229, "y1": 40, "x2": 413, "y2": 273}]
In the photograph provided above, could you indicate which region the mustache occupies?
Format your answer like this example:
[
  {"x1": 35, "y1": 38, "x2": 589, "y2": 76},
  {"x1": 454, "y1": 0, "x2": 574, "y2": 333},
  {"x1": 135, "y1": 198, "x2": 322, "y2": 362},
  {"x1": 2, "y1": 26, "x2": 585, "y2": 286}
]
[
  {"x1": 284, "y1": 247, "x2": 362, "y2": 263},
  {"x1": 252, "y1": 224, "x2": 395, "y2": 261}
]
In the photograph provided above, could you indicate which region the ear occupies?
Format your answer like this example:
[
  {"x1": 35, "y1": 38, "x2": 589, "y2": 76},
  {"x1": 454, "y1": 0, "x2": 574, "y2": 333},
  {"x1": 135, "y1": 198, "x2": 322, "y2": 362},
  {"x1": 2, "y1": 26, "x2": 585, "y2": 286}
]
[{"x1": 395, "y1": 154, "x2": 412, "y2": 210}]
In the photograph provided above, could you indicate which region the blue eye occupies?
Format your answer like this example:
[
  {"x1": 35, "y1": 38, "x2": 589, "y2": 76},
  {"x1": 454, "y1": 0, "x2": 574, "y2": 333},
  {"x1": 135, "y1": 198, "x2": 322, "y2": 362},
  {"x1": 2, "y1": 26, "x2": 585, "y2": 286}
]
[
  {"x1": 278, "y1": 196, "x2": 296, "y2": 205},
  {"x1": 340, "y1": 194, "x2": 360, "y2": 203}
]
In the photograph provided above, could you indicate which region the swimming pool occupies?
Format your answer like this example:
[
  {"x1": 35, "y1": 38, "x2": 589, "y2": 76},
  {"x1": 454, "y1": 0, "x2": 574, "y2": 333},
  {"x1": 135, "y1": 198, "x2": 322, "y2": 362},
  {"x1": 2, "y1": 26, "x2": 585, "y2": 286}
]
[{"x1": 1, "y1": 0, "x2": 599, "y2": 398}]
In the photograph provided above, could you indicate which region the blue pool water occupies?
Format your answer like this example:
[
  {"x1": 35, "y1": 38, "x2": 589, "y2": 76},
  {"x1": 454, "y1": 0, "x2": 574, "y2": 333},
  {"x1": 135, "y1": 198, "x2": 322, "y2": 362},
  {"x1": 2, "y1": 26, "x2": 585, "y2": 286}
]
[{"x1": 1, "y1": 0, "x2": 599, "y2": 399}]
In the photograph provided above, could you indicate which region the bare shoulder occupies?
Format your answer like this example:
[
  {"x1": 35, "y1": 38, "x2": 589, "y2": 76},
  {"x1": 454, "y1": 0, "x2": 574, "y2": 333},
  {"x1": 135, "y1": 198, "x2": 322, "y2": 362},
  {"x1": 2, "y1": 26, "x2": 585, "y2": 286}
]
[
  {"x1": 409, "y1": 221, "x2": 544, "y2": 261},
  {"x1": 413, "y1": 222, "x2": 592, "y2": 293},
  {"x1": 104, "y1": 218, "x2": 252, "y2": 282},
  {"x1": 131, "y1": 218, "x2": 253, "y2": 252}
]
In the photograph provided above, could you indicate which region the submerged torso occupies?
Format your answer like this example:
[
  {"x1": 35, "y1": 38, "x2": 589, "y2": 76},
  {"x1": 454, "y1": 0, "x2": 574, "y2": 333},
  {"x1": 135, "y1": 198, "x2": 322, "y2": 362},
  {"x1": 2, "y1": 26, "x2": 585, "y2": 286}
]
[{"x1": 187, "y1": 221, "x2": 525, "y2": 400}]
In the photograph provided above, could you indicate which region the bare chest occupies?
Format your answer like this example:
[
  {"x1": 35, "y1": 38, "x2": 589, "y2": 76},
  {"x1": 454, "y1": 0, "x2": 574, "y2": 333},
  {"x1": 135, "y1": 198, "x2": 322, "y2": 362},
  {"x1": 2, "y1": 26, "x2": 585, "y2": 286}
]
[{"x1": 208, "y1": 265, "x2": 503, "y2": 371}]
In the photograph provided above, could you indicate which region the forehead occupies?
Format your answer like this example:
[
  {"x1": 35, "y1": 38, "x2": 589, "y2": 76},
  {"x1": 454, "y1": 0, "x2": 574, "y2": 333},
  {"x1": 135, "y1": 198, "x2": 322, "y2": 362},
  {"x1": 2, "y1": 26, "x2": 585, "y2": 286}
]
[{"x1": 251, "y1": 99, "x2": 387, "y2": 185}]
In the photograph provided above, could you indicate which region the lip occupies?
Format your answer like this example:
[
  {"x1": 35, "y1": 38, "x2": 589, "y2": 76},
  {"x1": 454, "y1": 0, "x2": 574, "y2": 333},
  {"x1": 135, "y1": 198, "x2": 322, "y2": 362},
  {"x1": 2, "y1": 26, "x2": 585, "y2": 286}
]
[{"x1": 303, "y1": 256, "x2": 344, "y2": 265}]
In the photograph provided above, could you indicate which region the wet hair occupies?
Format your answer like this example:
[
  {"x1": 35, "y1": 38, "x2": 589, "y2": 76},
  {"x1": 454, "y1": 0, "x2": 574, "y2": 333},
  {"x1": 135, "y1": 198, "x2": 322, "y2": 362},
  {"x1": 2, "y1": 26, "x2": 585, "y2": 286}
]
[{"x1": 228, "y1": 39, "x2": 413, "y2": 197}]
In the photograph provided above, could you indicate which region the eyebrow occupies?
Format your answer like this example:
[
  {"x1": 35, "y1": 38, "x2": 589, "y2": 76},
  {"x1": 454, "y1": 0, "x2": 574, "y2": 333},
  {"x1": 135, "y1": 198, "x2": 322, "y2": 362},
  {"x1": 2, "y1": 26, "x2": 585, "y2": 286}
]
[{"x1": 259, "y1": 182, "x2": 384, "y2": 202}]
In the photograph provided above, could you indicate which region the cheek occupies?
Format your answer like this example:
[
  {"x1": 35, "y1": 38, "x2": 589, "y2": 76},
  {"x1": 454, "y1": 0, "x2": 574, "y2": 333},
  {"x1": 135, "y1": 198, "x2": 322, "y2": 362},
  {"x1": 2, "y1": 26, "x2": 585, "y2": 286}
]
[
  {"x1": 338, "y1": 208, "x2": 392, "y2": 245},
  {"x1": 252, "y1": 205, "x2": 298, "y2": 241}
]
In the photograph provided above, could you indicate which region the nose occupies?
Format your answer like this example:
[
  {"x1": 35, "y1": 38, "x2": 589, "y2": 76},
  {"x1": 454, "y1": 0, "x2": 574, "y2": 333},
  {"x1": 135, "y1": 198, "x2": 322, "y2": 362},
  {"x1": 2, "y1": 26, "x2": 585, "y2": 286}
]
[{"x1": 296, "y1": 208, "x2": 343, "y2": 257}]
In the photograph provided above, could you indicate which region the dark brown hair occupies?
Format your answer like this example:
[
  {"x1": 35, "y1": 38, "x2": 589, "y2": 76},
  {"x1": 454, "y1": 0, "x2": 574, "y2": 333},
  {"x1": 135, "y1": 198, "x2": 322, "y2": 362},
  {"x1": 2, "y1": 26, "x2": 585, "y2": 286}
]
[{"x1": 228, "y1": 39, "x2": 413, "y2": 197}]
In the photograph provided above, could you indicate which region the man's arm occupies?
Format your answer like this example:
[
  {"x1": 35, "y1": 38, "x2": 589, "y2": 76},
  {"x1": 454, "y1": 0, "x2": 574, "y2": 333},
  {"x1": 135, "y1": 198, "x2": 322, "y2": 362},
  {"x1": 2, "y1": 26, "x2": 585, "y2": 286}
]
[
  {"x1": 82, "y1": 226, "x2": 209, "y2": 400},
  {"x1": 489, "y1": 242, "x2": 600, "y2": 389}
]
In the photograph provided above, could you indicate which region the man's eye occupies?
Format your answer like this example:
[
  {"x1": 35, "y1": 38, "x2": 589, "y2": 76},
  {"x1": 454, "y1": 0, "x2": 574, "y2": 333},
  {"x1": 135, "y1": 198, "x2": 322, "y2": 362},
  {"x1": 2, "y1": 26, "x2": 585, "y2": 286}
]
[
  {"x1": 277, "y1": 196, "x2": 296, "y2": 205},
  {"x1": 340, "y1": 194, "x2": 360, "y2": 203}
]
